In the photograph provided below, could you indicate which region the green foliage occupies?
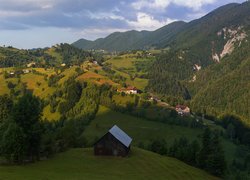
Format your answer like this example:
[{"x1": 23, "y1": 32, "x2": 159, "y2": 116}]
[
  {"x1": 198, "y1": 128, "x2": 226, "y2": 177},
  {"x1": 48, "y1": 74, "x2": 65, "y2": 87},
  {"x1": 0, "y1": 47, "x2": 34, "y2": 67},
  {"x1": 0, "y1": 95, "x2": 13, "y2": 123},
  {"x1": 66, "y1": 83, "x2": 100, "y2": 120},
  {"x1": 168, "y1": 137, "x2": 200, "y2": 166},
  {"x1": 147, "y1": 51, "x2": 192, "y2": 100},
  {"x1": 12, "y1": 93, "x2": 42, "y2": 161},
  {"x1": 149, "y1": 139, "x2": 167, "y2": 155},
  {"x1": 0, "y1": 43, "x2": 92, "y2": 68},
  {"x1": 54, "y1": 43, "x2": 91, "y2": 65},
  {"x1": 0, "y1": 121, "x2": 26, "y2": 163},
  {"x1": 206, "y1": 133, "x2": 227, "y2": 177}
]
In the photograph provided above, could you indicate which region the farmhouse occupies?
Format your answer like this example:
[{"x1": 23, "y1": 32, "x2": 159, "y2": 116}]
[
  {"x1": 23, "y1": 69, "x2": 30, "y2": 74},
  {"x1": 117, "y1": 86, "x2": 138, "y2": 94},
  {"x1": 175, "y1": 105, "x2": 190, "y2": 116},
  {"x1": 27, "y1": 62, "x2": 36, "y2": 68},
  {"x1": 94, "y1": 125, "x2": 132, "y2": 157}
]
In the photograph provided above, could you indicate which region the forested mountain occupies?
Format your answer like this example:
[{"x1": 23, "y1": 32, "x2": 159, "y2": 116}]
[
  {"x1": 189, "y1": 36, "x2": 250, "y2": 122},
  {"x1": 146, "y1": 2, "x2": 250, "y2": 122},
  {"x1": 72, "y1": 21, "x2": 186, "y2": 51}
]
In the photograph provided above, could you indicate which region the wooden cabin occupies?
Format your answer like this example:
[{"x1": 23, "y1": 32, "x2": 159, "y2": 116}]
[{"x1": 94, "y1": 125, "x2": 132, "y2": 157}]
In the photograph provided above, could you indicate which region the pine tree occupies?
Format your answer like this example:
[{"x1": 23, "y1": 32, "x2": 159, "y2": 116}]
[
  {"x1": 207, "y1": 133, "x2": 227, "y2": 177},
  {"x1": 0, "y1": 121, "x2": 26, "y2": 163},
  {"x1": 198, "y1": 128, "x2": 212, "y2": 169},
  {"x1": 12, "y1": 93, "x2": 42, "y2": 161}
]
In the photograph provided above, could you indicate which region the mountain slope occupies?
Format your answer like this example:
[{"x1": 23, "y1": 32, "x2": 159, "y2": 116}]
[
  {"x1": 0, "y1": 148, "x2": 218, "y2": 180},
  {"x1": 72, "y1": 21, "x2": 186, "y2": 51},
  {"x1": 165, "y1": 2, "x2": 250, "y2": 66},
  {"x1": 189, "y1": 34, "x2": 250, "y2": 123},
  {"x1": 146, "y1": 2, "x2": 250, "y2": 122}
]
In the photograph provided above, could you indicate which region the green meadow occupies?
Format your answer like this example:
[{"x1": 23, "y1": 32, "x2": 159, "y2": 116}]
[{"x1": 0, "y1": 148, "x2": 218, "y2": 180}]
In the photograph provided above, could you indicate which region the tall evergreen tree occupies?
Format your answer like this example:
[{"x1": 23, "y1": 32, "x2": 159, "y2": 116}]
[
  {"x1": 12, "y1": 93, "x2": 42, "y2": 161},
  {"x1": 207, "y1": 133, "x2": 227, "y2": 177},
  {"x1": 197, "y1": 128, "x2": 212, "y2": 169},
  {"x1": 0, "y1": 95, "x2": 13, "y2": 124},
  {"x1": 0, "y1": 121, "x2": 26, "y2": 163}
]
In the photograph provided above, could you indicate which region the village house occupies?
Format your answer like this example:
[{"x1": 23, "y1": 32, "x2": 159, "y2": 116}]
[
  {"x1": 23, "y1": 69, "x2": 30, "y2": 74},
  {"x1": 175, "y1": 105, "x2": 190, "y2": 116},
  {"x1": 93, "y1": 61, "x2": 98, "y2": 65},
  {"x1": 94, "y1": 125, "x2": 132, "y2": 157},
  {"x1": 27, "y1": 62, "x2": 36, "y2": 68},
  {"x1": 117, "y1": 86, "x2": 138, "y2": 94},
  {"x1": 9, "y1": 71, "x2": 15, "y2": 75}
]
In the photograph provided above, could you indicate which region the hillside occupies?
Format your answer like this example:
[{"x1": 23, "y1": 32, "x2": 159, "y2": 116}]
[{"x1": 0, "y1": 148, "x2": 218, "y2": 180}]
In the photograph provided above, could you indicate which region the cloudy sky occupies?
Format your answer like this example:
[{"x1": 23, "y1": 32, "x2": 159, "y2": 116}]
[{"x1": 0, "y1": 0, "x2": 245, "y2": 49}]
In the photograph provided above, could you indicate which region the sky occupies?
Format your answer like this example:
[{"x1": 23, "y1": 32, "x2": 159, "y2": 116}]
[{"x1": 0, "y1": 0, "x2": 245, "y2": 49}]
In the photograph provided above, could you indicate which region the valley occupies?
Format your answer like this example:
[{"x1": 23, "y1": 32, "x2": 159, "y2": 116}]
[{"x1": 0, "y1": 1, "x2": 250, "y2": 180}]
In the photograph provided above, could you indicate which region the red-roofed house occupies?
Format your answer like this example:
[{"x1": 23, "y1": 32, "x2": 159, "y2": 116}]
[{"x1": 175, "y1": 105, "x2": 190, "y2": 116}]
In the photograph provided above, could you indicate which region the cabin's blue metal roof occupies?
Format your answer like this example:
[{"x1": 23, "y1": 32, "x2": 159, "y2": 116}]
[{"x1": 109, "y1": 125, "x2": 132, "y2": 147}]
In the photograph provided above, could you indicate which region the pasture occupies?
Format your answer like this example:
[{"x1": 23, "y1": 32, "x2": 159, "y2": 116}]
[{"x1": 0, "y1": 148, "x2": 218, "y2": 180}]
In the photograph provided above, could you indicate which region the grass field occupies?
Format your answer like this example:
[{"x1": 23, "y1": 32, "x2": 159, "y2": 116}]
[
  {"x1": 77, "y1": 71, "x2": 119, "y2": 86},
  {"x1": 21, "y1": 73, "x2": 55, "y2": 98},
  {"x1": 0, "y1": 148, "x2": 218, "y2": 180},
  {"x1": 33, "y1": 68, "x2": 55, "y2": 77},
  {"x1": 83, "y1": 106, "x2": 203, "y2": 146}
]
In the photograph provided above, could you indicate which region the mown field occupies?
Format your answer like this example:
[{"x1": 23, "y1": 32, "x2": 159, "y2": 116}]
[{"x1": 0, "y1": 148, "x2": 218, "y2": 180}]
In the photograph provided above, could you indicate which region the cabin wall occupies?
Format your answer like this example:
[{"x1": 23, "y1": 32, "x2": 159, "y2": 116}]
[{"x1": 94, "y1": 133, "x2": 129, "y2": 157}]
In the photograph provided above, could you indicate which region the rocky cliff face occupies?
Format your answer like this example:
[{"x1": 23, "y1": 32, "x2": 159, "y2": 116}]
[{"x1": 212, "y1": 26, "x2": 247, "y2": 62}]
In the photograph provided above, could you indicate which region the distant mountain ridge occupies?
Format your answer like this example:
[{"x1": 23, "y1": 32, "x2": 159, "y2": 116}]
[
  {"x1": 72, "y1": 2, "x2": 250, "y2": 53},
  {"x1": 72, "y1": 21, "x2": 186, "y2": 51}
]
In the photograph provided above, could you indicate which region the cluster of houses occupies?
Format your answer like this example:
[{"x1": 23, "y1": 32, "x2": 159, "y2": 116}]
[{"x1": 6, "y1": 69, "x2": 30, "y2": 77}]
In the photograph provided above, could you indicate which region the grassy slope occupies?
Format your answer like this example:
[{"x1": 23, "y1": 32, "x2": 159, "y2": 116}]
[
  {"x1": 21, "y1": 73, "x2": 54, "y2": 98},
  {"x1": 105, "y1": 55, "x2": 152, "y2": 90},
  {"x1": 77, "y1": 71, "x2": 119, "y2": 86},
  {"x1": 0, "y1": 148, "x2": 218, "y2": 180},
  {"x1": 83, "y1": 106, "x2": 240, "y2": 165},
  {"x1": 83, "y1": 106, "x2": 202, "y2": 146}
]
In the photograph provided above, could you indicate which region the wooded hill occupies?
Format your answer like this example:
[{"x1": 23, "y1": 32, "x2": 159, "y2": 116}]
[{"x1": 147, "y1": 2, "x2": 250, "y2": 123}]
